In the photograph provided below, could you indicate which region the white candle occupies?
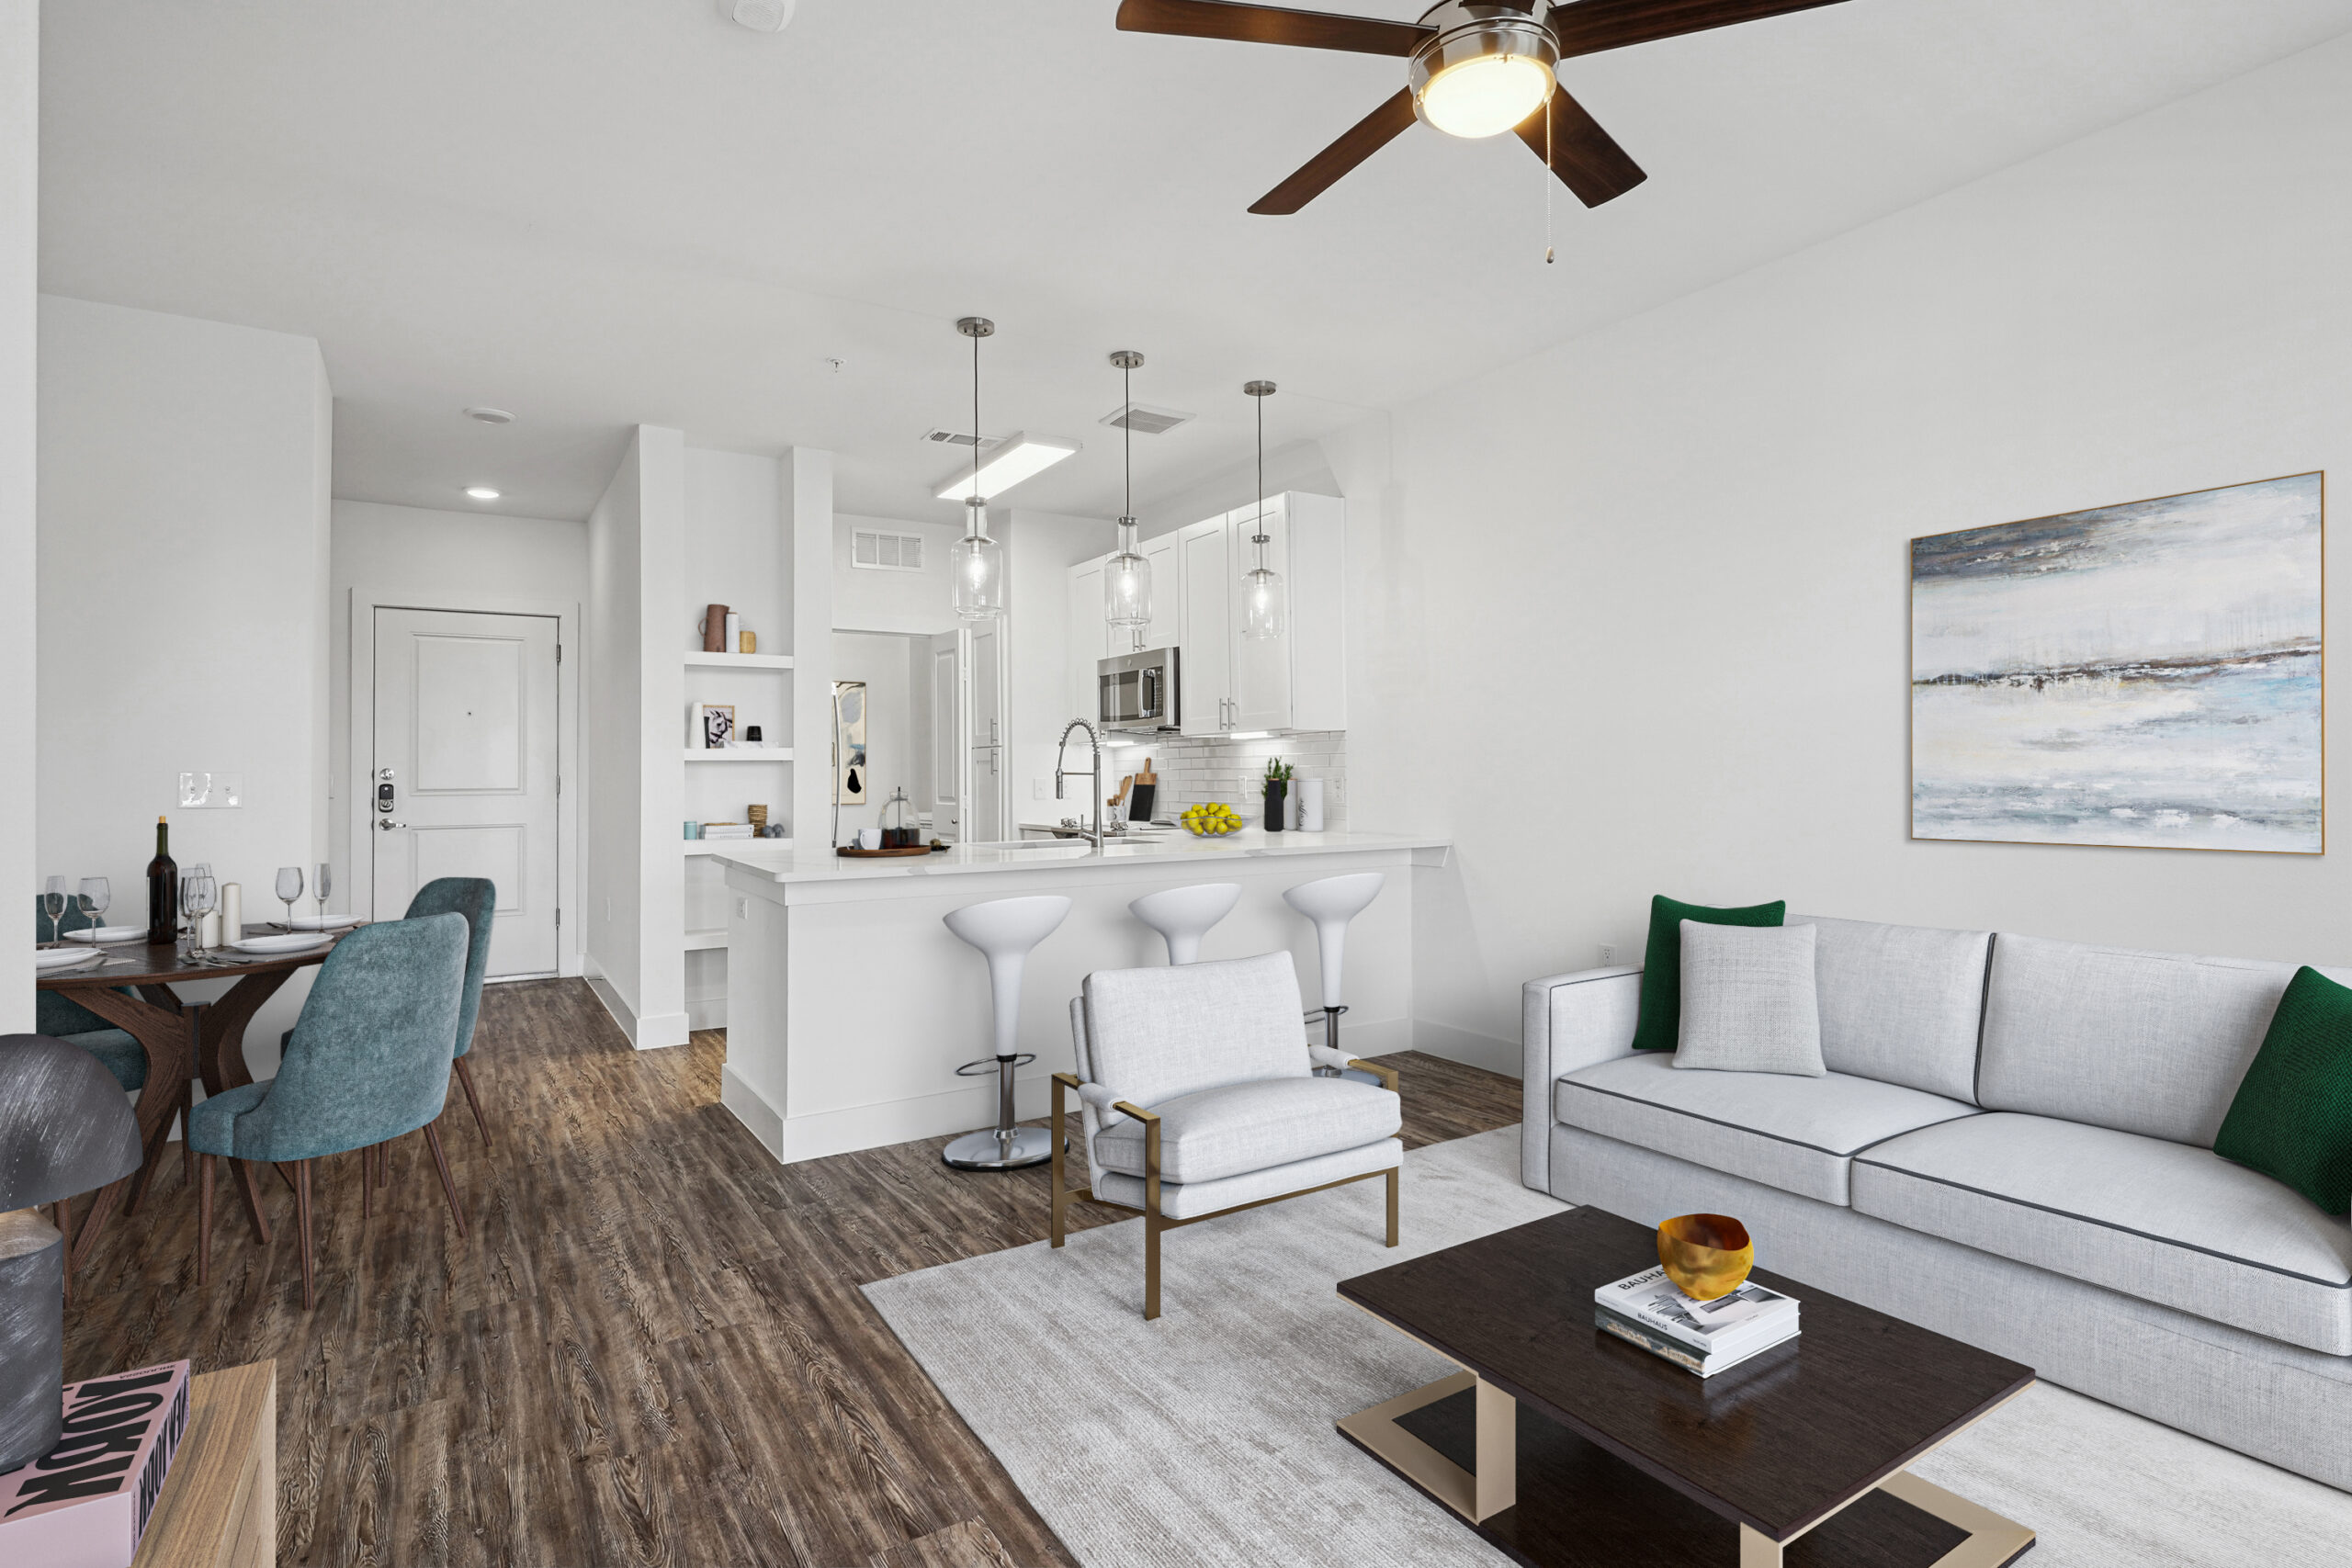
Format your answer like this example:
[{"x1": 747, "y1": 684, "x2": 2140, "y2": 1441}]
[
  {"x1": 1298, "y1": 778, "x2": 1325, "y2": 832},
  {"x1": 219, "y1": 883, "x2": 243, "y2": 944}
]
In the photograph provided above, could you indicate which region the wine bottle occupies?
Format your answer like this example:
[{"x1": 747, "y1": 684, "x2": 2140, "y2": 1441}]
[{"x1": 146, "y1": 814, "x2": 178, "y2": 946}]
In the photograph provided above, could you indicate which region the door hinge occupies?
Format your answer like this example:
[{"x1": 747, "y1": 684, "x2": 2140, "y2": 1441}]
[
  {"x1": 556, "y1": 644, "x2": 563, "y2": 664},
  {"x1": 556, "y1": 774, "x2": 561, "y2": 796},
  {"x1": 555, "y1": 908, "x2": 560, "y2": 927}
]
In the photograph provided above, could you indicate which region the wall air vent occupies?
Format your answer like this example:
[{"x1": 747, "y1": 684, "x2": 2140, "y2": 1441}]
[
  {"x1": 1100, "y1": 402, "x2": 1193, "y2": 435},
  {"x1": 853, "y1": 529, "x2": 925, "y2": 572},
  {"x1": 920, "y1": 427, "x2": 1006, "y2": 451}
]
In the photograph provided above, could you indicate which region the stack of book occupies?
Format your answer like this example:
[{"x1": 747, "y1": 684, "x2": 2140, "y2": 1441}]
[
  {"x1": 699, "y1": 823, "x2": 755, "y2": 840},
  {"x1": 0, "y1": 1360, "x2": 190, "y2": 1566},
  {"x1": 1594, "y1": 1266, "x2": 1799, "y2": 1377}
]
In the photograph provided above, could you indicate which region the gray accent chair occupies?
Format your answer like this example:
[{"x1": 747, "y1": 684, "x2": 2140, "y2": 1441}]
[
  {"x1": 1523, "y1": 914, "x2": 2352, "y2": 1492},
  {"x1": 1054, "y1": 951, "x2": 1403, "y2": 1320}
]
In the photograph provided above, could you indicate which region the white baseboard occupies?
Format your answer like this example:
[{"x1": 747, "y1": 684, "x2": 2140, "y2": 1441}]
[
  {"x1": 720, "y1": 1065, "x2": 785, "y2": 1151},
  {"x1": 686, "y1": 997, "x2": 728, "y2": 1032},
  {"x1": 585, "y1": 974, "x2": 633, "y2": 1039},
  {"x1": 1411, "y1": 1019, "x2": 1521, "y2": 1078},
  {"x1": 585, "y1": 975, "x2": 690, "y2": 1051},
  {"x1": 720, "y1": 1069, "x2": 1053, "y2": 1167}
]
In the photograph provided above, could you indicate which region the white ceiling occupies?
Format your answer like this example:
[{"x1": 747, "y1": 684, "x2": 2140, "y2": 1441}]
[{"x1": 37, "y1": 0, "x2": 2352, "y2": 525}]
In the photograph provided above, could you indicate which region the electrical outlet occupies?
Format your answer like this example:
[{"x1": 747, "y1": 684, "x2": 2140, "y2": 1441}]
[
  {"x1": 1600, "y1": 943, "x2": 1616, "y2": 967},
  {"x1": 179, "y1": 772, "x2": 242, "y2": 808},
  {"x1": 736, "y1": 897, "x2": 751, "y2": 919},
  {"x1": 1329, "y1": 778, "x2": 1346, "y2": 806}
]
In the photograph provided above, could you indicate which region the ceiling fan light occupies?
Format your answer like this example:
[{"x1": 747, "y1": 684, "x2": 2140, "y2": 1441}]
[{"x1": 1419, "y1": 52, "x2": 1555, "y2": 140}]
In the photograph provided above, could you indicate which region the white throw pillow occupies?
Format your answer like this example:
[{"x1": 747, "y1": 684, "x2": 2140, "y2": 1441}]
[{"x1": 1674, "y1": 919, "x2": 1825, "y2": 1077}]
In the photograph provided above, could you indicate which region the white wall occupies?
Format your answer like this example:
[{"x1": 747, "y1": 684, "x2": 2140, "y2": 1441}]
[
  {"x1": 38, "y1": 295, "x2": 333, "y2": 1069},
  {"x1": 1334, "y1": 34, "x2": 2352, "y2": 1064},
  {"x1": 329, "y1": 498, "x2": 585, "y2": 953},
  {"x1": 832, "y1": 512, "x2": 961, "y2": 635},
  {"x1": 1004, "y1": 508, "x2": 1115, "y2": 819},
  {"x1": 584, "y1": 426, "x2": 687, "y2": 1047},
  {"x1": 1, "y1": 3, "x2": 35, "y2": 1030}
]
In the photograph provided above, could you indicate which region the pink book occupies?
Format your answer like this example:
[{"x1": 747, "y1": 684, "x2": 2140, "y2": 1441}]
[{"x1": 0, "y1": 1360, "x2": 191, "y2": 1568}]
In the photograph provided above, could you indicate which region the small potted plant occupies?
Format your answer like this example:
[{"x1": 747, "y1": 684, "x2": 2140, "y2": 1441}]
[{"x1": 1263, "y1": 757, "x2": 1293, "y2": 834}]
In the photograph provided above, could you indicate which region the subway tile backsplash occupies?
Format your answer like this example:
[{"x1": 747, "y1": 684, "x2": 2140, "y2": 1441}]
[{"x1": 1123, "y1": 730, "x2": 1346, "y2": 829}]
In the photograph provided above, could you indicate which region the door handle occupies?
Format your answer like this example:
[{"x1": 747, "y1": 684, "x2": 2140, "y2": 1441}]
[{"x1": 375, "y1": 818, "x2": 406, "y2": 831}]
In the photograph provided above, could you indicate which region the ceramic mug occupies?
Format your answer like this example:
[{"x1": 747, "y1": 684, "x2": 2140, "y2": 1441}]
[
  {"x1": 857, "y1": 828, "x2": 883, "y2": 851},
  {"x1": 684, "y1": 821, "x2": 702, "y2": 840}
]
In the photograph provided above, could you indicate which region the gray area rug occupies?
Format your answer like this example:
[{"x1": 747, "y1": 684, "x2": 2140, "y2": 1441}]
[{"x1": 865, "y1": 1128, "x2": 2352, "y2": 1566}]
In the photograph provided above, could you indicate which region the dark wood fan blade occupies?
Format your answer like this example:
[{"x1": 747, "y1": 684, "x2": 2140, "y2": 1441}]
[
  {"x1": 1116, "y1": 0, "x2": 1433, "y2": 58},
  {"x1": 1250, "y1": 88, "x2": 1419, "y2": 214},
  {"x1": 1512, "y1": 85, "x2": 1647, "y2": 207},
  {"x1": 1550, "y1": 0, "x2": 1853, "y2": 58}
]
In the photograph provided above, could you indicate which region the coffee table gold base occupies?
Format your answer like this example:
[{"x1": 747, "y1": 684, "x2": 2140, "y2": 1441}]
[{"x1": 1342, "y1": 1374, "x2": 2034, "y2": 1568}]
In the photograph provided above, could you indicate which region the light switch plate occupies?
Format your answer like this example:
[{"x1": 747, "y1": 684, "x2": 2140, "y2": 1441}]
[{"x1": 179, "y1": 772, "x2": 242, "y2": 808}]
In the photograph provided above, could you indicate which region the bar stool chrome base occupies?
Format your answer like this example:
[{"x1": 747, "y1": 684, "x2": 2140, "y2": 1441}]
[{"x1": 943, "y1": 1124, "x2": 1055, "y2": 1170}]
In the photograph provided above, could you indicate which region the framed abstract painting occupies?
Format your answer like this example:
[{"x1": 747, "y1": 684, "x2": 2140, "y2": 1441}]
[{"x1": 1911, "y1": 473, "x2": 2323, "y2": 853}]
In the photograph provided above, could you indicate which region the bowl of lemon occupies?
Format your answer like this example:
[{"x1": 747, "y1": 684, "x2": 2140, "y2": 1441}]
[{"x1": 1180, "y1": 802, "x2": 1247, "y2": 838}]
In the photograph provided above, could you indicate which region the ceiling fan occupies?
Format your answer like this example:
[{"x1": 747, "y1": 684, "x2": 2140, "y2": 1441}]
[{"x1": 1116, "y1": 0, "x2": 1854, "y2": 214}]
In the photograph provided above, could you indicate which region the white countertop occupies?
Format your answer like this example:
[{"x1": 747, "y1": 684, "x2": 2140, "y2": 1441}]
[{"x1": 710, "y1": 828, "x2": 1447, "y2": 885}]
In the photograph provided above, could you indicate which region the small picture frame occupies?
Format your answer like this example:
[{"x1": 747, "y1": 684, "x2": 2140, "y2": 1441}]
[{"x1": 695, "y1": 703, "x2": 736, "y2": 750}]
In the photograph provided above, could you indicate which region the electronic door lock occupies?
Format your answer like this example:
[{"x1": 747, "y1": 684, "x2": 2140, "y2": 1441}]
[{"x1": 376, "y1": 767, "x2": 396, "y2": 814}]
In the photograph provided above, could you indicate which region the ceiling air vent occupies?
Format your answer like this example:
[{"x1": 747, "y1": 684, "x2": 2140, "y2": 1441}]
[
  {"x1": 1100, "y1": 402, "x2": 1193, "y2": 436},
  {"x1": 853, "y1": 529, "x2": 925, "y2": 572},
  {"x1": 920, "y1": 427, "x2": 1006, "y2": 451}
]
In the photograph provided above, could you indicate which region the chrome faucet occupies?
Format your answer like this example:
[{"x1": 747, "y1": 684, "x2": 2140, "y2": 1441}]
[{"x1": 1054, "y1": 718, "x2": 1106, "y2": 851}]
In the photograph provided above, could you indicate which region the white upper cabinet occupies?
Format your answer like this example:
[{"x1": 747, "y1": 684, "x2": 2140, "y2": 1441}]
[{"x1": 1067, "y1": 491, "x2": 1344, "y2": 738}]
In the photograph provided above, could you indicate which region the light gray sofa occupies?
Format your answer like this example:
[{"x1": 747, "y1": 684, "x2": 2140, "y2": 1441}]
[{"x1": 1522, "y1": 914, "x2": 2352, "y2": 1491}]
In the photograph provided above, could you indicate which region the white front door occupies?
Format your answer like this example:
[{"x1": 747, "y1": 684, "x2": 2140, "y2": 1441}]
[
  {"x1": 926, "y1": 630, "x2": 963, "y2": 840},
  {"x1": 968, "y1": 619, "x2": 1006, "y2": 840},
  {"x1": 372, "y1": 607, "x2": 560, "y2": 976}
]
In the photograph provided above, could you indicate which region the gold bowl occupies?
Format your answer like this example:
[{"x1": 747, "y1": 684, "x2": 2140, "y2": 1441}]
[{"x1": 1657, "y1": 1213, "x2": 1755, "y2": 1302}]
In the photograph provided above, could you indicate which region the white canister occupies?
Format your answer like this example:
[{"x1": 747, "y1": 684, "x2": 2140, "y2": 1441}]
[
  {"x1": 198, "y1": 910, "x2": 222, "y2": 949},
  {"x1": 219, "y1": 882, "x2": 243, "y2": 942},
  {"x1": 1298, "y1": 778, "x2": 1325, "y2": 832},
  {"x1": 724, "y1": 613, "x2": 741, "y2": 654}
]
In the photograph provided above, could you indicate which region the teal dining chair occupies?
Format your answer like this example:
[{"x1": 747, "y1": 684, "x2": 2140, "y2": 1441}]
[
  {"x1": 191, "y1": 913, "x2": 469, "y2": 1310},
  {"x1": 403, "y1": 877, "x2": 496, "y2": 1146},
  {"x1": 33, "y1": 897, "x2": 146, "y2": 1095}
]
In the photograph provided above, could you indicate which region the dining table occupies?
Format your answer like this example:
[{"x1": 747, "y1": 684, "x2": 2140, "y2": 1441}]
[{"x1": 34, "y1": 924, "x2": 358, "y2": 1272}]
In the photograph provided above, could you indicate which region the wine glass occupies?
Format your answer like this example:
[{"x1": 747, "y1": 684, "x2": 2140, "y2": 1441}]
[
  {"x1": 179, "y1": 875, "x2": 202, "y2": 956},
  {"x1": 42, "y1": 876, "x2": 67, "y2": 943},
  {"x1": 77, "y1": 877, "x2": 109, "y2": 938},
  {"x1": 275, "y1": 866, "x2": 303, "y2": 931},
  {"x1": 314, "y1": 863, "x2": 333, "y2": 927},
  {"x1": 187, "y1": 872, "x2": 218, "y2": 953}
]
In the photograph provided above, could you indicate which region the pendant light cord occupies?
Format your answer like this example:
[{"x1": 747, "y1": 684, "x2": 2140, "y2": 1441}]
[
  {"x1": 1123, "y1": 361, "x2": 1133, "y2": 524},
  {"x1": 969, "y1": 327, "x2": 982, "y2": 537},
  {"x1": 1254, "y1": 389, "x2": 1268, "y2": 566}
]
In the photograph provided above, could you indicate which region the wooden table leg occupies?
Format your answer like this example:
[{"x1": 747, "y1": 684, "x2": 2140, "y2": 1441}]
[
  {"x1": 198, "y1": 969, "x2": 292, "y2": 1095},
  {"x1": 62, "y1": 986, "x2": 195, "y2": 1267}
]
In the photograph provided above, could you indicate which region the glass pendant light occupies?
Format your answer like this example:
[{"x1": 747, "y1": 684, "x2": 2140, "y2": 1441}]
[
  {"x1": 951, "y1": 316, "x2": 1005, "y2": 621},
  {"x1": 1241, "y1": 379, "x2": 1283, "y2": 640},
  {"x1": 1104, "y1": 350, "x2": 1151, "y2": 632}
]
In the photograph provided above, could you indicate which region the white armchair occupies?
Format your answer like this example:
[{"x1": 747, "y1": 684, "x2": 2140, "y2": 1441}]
[{"x1": 1051, "y1": 951, "x2": 1403, "y2": 1320}]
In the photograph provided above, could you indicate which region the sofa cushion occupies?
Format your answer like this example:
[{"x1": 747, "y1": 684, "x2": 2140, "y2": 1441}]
[
  {"x1": 1854, "y1": 1112, "x2": 2352, "y2": 1355},
  {"x1": 1630, "y1": 895, "x2": 1785, "y2": 1053},
  {"x1": 1082, "y1": 952, "x2": 1310, "y2": 1108},
  {"x1": 2214, "y1": 966, "x2": 2352, "y2": 1214},
  {"x1": 1093, "y1": 1076, "x2": 1400, "y2": 1185},
  {"x1": 1555, "y1": 1053, "x2": 1977, "y2": 1206},
  {"x1": 1978, "y1": 934, "x2": 2352, "y2": 1147},
  {"x1": 1675, "y1": 921, "x2": 1823, "y2": 1077},
  {"x1": 1786, "y1": 915, "x2": 1991, "y2": 1102}
]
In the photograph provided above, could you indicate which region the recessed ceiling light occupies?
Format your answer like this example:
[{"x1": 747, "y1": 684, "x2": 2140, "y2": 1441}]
[
  {"x1": 728, "y1": 0, "x2": 795, "y2": 32},
  {"x1": 463, "y1": 407, "x2": 514, "y2": 424},
  {"x1": 465, "y1": 487, "x2": 502, "y2": 501}
]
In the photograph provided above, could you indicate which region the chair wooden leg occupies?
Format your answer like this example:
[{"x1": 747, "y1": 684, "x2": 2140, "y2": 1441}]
[
  {"x1": 180, "y1": 1079, "x2": 195, "y2": 1189},
  {"x1": 1386, "y1": 1167, "x2": 1399, "y2": 1247},
  {"x1": 1049, "y1": 1075, "x2": 1068, "y2": 1248},
  {"x1": 378, "y1": 1138, "x2": 390, "y2": 1190},
  {"x1": 294, "y1": 1158, "x2": 316, "y2": 1311},
  {"x1": 452, "y1": 1056, "x2": 491, "y2": 1149},
  {"x1": 423, "y1": 1122, "x2": 468, "y2": 1237},
  {"x1": 232, "y1": 1158, "x2": 272, "y2": 1246},
  {"x1": 198, "y1": 1155, "x2": 215, "y2": 1287},
  {"x1": 361, "y1": 1146, "x2": 373, "y2": 1221},
  {"x1": 1143, "y1": 1215, "x2": 1162, "y2": 1322}
]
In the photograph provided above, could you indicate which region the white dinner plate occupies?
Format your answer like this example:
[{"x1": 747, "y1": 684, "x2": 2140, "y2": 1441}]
[
  {"x1": 233, "y1": 933, "x2": 333, "y2": 955},
  {"x1": 65, "y1": 925, "x2": 147, "y2": 944},
  {"x1": 278, "y1": 914, "x2": 364, "y2": 931},
  {"x1": 36, "y1": 946, "x2": 105, "y2": 971}
]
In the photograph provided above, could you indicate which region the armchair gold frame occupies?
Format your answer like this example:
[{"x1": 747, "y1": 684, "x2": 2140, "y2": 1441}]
[{"x1": 1050, "y1": 1059, "x2": 1402, "y2": 1321}]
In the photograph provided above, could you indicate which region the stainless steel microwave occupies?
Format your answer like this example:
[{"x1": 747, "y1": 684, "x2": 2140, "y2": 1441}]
[{"x1": 1098, "y1": 648, "x2": 1180, "y2": 734}]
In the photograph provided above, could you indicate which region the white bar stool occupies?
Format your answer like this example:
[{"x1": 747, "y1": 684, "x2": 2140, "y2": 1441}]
[
  {"x1": 1283, "y1": 872, "x2": 1385, "y2": 1072},
  {"x1": 942, "y1": 893, "x2": 1071, "y2": 1171},
  {"x1": 1128, "y1": 882, "x2": 1241, "y2": 965}
]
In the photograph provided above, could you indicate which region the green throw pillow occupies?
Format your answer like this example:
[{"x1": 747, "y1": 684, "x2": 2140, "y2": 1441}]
[
  {"x1": 1629, "y1": 895, "x2": 1787, "y2": 1053},
  {"x1": 2215, "y1": 965, "x2": 2352, "y2": 1214}
]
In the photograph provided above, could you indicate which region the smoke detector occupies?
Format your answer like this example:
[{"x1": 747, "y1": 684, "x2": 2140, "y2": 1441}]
[
  {"x1": 1101, "y1": 402, "x2": 1194, "y2": 436},
  {"x1": 728, "y1": 0, "x2": 795, "y2": 32},
  {"x1": 920, "y1": 427, "x2": 1006, "y2": 452}
]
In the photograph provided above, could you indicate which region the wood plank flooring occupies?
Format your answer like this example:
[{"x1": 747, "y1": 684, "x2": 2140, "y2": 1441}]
[{"x1": 61, "y1": 978, "x2": 1523, "y2": 1568}]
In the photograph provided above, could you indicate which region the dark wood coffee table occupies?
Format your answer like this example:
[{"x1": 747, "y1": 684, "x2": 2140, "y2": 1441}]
[{"x1": 1337, "y1": 1207, "x2": 2034, "y2": 1567}]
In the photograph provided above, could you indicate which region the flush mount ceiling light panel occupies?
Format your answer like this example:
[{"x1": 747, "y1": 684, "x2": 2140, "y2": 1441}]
[
  {"x1": 462, "y1": 406, "x2": 514, "y2": 424},
  {"x1": 933, "y1": 432, "x2": 1080, "y2": 502},
  {"x1": 465, "y1": 486, "x2": 501, "y2": 501},
  {"x1": 1114, "y1": 0, "x2": 1853, "y2": 214}
]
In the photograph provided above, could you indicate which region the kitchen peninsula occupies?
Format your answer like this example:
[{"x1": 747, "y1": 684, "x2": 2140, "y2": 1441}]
[{"x1": 711, "y1": 830, "x2": 1448, "y2": 1165}]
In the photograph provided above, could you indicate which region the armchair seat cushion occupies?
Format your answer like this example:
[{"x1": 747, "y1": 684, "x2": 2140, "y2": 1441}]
[
  {"x1": 61, "y1": 1028, "x2": 147, "y2": 1093},
  {"x1": 1093, "y1": 1077, "x2": 1402, "y2": 1186},
  {"x1": 1555, "y1": 1052, "x2": 1978, "y2": 1206},
  {"x1": 1095, "y1": 1136, "x2": 1402, "y2": 1220},
  {"x1": 1853, "y1": 1112, "x2": 2352, "y2": 1354}
]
